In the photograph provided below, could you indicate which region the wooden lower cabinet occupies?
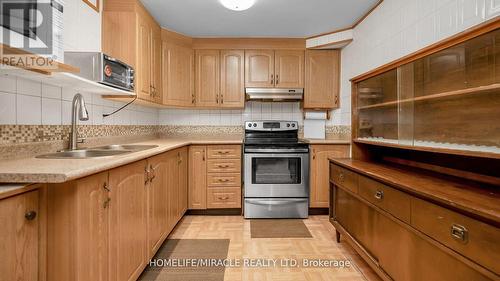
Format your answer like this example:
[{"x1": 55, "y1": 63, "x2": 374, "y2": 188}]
[
  {"x1": 0, "y1": 190, "x2": 40, "y2": 281},
  {"x1": 189, "y1": 144, "x2": 242, "y2": 210},
  {"x1": 147, "y1": 153, "x2": 169, "y2": 256},
  {"x1": 109, "y1": 160, "x2": 148, "y2": 281},
  {"x1": 331, "y1": 164, "x2": 495, "y2": 281},
  {"x1": 309, "y1": 144, "x2": 350, "y2": 208}
]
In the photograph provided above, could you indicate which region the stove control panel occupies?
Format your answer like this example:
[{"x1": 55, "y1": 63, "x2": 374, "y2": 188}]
[{"x1": 245, "y1": 121, "x2": 298, "y2": 131}]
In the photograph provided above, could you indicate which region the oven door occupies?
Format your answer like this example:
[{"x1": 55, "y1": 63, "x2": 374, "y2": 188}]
[{"x1": 244, "y1": 152, "x2": 309, "y2": 198}]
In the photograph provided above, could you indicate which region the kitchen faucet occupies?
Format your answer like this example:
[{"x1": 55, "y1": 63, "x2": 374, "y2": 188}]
[{"x1": 68, "y1": 93, "x2": 89, "y2": 150}]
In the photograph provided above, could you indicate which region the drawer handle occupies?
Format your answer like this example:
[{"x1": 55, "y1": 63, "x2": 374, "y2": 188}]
[
  {"x1": 450, "y1": 224, "x2": 468, "y2": 243},
  {"x1": 374, "y1": 190, "x2": 384, "y2": 200},
  {"x1": 218, "y1": 196, "x2": 230, "y2": 200},
  {"x1": 25, "y1": 211, "x2": 37, "y2": 221},
  {"x1": 218, "y1": 178, "x2": 230, "y2": 182},
  {"x1": 217, "y1": 151, "x2": 230, "y2": 154},
  {"x1": 217, "y1": 165, "x2": 230, "y2": 168},
  {"x1": 338, "y1": 172, "x2": 344, "y2": 182}
]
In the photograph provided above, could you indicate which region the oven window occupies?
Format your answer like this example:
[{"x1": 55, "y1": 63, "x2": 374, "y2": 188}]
[{"x1": 252, "y1": 157, "x2": 301, "y2": 184}]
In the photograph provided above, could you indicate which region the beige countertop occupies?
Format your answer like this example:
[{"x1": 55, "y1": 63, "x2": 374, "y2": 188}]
[
  {"x1": 0, "y1": 137, "x2": 242, "y2": 184},
  {"x1": 0, "y1": 135, "x2": 350, "y2": 184}
]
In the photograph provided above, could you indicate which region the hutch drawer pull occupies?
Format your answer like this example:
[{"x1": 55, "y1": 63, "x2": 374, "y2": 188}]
[
  {"x1": 374, "y1": 190, "x2": 384, "y2": 200},
  {"x1": 450, "y1": 224, "x2": 468, "y2": 243},
  {"x1": 25, "y1": 211, "x2": 37, "y2": 221}
]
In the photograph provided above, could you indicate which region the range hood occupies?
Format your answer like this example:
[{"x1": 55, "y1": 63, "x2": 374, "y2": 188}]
[{"x1": 245, "y1": 88, "x2": 303, "y2": 102}]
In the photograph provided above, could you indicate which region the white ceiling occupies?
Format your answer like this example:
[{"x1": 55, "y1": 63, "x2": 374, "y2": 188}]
[{"x1": 140, "y1": 0, "x2": 380, "y2": 38}]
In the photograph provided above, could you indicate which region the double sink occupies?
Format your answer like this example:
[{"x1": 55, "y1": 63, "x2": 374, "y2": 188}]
[{"x1": 36, "y1": 144, "x2": 159, "y2": 159}]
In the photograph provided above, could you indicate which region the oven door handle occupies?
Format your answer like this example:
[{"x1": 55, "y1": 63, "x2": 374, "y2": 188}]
[
  {"x1": 247, "y1": 199, "x2": 306, "y2": 206},
  {"x1": 244, "y1": 148, "x2": 309, "y2": 153}
]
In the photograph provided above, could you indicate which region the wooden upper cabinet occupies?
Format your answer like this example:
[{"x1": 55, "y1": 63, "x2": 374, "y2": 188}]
[
  {"x1": 195, "y1": 50, "x2": 220, "y2": 107},
  {"x1": 0, "y1": 190, "x2": 39, "y2": 281},
  {"x1": 137, "y1": 15, "x2": 152, "y2": 101},
  {"x1": 109, "y1": 160, "x2": 147, "y2": 281},
  {"x1": 162, "y1": 42, "x2": 194, "y2": 107},
  {"x1": 189, "y1": 146, "x2": 207, "y2": 209},
  {"x1": 304, "y1": 50, "x2": 340, "y2": 109},
  {"x1": 151, "y1": 26, "x2": 162, "y2": 103},
  {"x1": 275, "y1": 50, "x2": 304, "y2": 88},
  {"x1": 310, "y1": 145, "x2": 350, "y2": 208},
  {"x1": 220, "y1": 50, "x2": 245, "y2": 108},
  {"x1": 245, "y1": 50, "x2": 275, "y2": 87}
]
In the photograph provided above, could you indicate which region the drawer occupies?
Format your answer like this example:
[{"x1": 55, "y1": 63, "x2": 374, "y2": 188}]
[
  {"x1": 358, "y1": 176, "x2": 411, "y2": 224},
  {"x1": 207, "y1": 159, "x2": 241, "y2": 173},
  {"x1": 207, "y1": 187, "x2": 241, "y2": 209},
  {"x1": 330, "y1": 164, "x2": 358, "y2": 193},
  {"x1": 207, "y1": 173, "x2": 241, "y2": 187},
  {"x1": 207, "y1": 145, "x2": 241, "y2": 159},
  {"x1": 411, "y1": 197, "x2": 500, "y2": 275}
]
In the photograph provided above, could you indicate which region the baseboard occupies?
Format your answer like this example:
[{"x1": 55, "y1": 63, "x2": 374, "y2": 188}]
[
  {"x1": 309, "y1": 208, "x2": 329, "y2": 215},
  {"x1": 186, "y1": 208, "x2": 242, "y2": 215}
]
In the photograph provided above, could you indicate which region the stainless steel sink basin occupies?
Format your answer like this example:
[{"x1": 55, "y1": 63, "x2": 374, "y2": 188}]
[
  {"x1": 93, "y1": 144, "x2": 159, "y2": 151},
  {"x1": 36, "y1": 149, "x2": 132, "y2": 159}
]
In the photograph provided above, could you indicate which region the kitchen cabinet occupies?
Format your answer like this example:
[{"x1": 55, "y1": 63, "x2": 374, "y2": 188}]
[
  {"x1": 162, "y1": 42, "x2": 194, "y2": 107},
  {"x1": 304, "y1": 50, "x2": 340, "y2": 109},
  {"x1": 309, "y1": 144, "x2": 349, "y2": 208},
  {"x1": 0, "y1": 190, "x2": 39, "y2": 281},
  {"x1": 189, "y1": 145, "x2": 242, "y2": 210},
  {"x1": 103, "y1": 1, "x2": 162, "y2": 103},
  {"x1": 47, "y1": 173, "x2": 110, "y2": 281},
  {"x1": 195, "y1": 50, "x2": 245, "y2": 108},
  {"x1": 188, "y1": 146, "x2": 207, "y2": 209},
  {"x1": 245, "y1": 50, "x2": 304, "y2": 88},
  {"x1": 220, "y1": 50, "x2": 245, "y2": 107},
  {"x1": 178, "y1": 148, "x2": 189, "y2": 216},
  {"x1": 146, "y1": 153, "x2": 169, "y2": 256},
  {"x1": 166, "y1": 147, "x2": 188, "y2": 232},
  {"x1": 109, "y1": 160, "x2": 147, "y2": 281}
]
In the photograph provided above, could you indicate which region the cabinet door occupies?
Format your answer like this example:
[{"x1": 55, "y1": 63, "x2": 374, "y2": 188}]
[
  {"x1": 178, "y1": 147, "x2": 189, "y2": 216},
  {"x1": 304, "y1": 50, "x2": 340, "y2": 109},
  {"x1": 109, "y1": 160, "x2": 147, "y2": 281},
  {"x1": 220, "y1": 50, "x2": 245, "y2": 108},
  {"x1": 168, "y1": 151, "x2": 180, "y2": 228},
  {"x1": 188, "y1": 146, "x2": 207, "y2": 209},
  {"x1": 137, "y1": 15, "x2": 152, "y2": 100},
  {"x1": 75, "y1": 173, "x2": 110, "y2": 281},
  {"x1": 151, "y1": 26, "x2": 162, "y2": 104},
  {"x1": 245, "y1": 50, "x2": 275, "y2": 87},
  {"x1": 147, "y1": 153, "x2": 168, "y2": 256},
  {"x1": 275, "y1": 50, "x2": 304, "y2": 88},
  {"x1": 310, "y1": 145, "x2": 349, "y2": 208},
  {"x1": 162, "y1": 43, "x2": 194, "y2": 107},
  {"x1": 195, "y1": 50, "x2": 220, "y2": 107},
  {"x1": 0, "y1": 190, "x2": 39, "y2": 281}
]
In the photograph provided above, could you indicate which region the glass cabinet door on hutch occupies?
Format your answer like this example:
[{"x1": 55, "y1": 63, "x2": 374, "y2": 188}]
[{"x1": 355, "y1": 28, "x2": 500, "y2": 157}]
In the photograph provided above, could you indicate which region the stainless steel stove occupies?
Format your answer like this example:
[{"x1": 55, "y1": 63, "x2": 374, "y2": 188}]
[{"x1": 243, "y1": 121, "x2": 309, "y2": 219}]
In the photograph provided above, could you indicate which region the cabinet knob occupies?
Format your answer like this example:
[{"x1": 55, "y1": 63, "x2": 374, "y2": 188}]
[
  {"x1": 103, "y1": 183, "x2": 110, "y2": 192},
  {"x1": 103, "y1": 198, "x2": 111, "y2": 209},
  {"x1": 374, "y1": 190, "x2": 384, "y2": 200},
  {"x1": 338, "y1": 172, "x2": 344, "y2": 182},
  {"x1": 25, "y1": 211, "x2": 37, "y2": 221}
]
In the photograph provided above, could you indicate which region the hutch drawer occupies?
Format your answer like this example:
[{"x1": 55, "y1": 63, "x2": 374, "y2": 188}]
[
  {"x1": 411, "y1": 197, "x2": 500, "y2": 275},
  {"x1": 330, "y1": 164, "x2": 358, "y2": 193},
  {"x1": 358, "y1": 176, "x2": 411, "y2": 224}
]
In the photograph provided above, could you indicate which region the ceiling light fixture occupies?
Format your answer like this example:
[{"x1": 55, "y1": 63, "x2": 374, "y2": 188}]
[{"x1": 219, "y1": 0, "x2": 256, "y2": 11}]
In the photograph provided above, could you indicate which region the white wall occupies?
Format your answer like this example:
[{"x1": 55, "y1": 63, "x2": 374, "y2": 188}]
[
  {"x1": 0, "y1": 75, "x2": 159, "y2": 125},
  {"x1": 338, "y1": 0, "x2": 500, "y2": 125}
]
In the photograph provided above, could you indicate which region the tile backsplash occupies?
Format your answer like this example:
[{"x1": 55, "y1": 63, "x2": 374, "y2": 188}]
[{"x1": 0, "y1": 75, "x2": 159, "y2": 126}]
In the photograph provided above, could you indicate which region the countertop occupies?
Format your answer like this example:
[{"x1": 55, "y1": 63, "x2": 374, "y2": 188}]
[
  {"x1": 0, "y1": 137, "x2": 242, "y2": 184},
  {"x1": 0, "y1": 135, "x2": 350, "y2": 185},
  {"x1": 329, "y1": 158, "x2": 500, "y2": 224}
]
